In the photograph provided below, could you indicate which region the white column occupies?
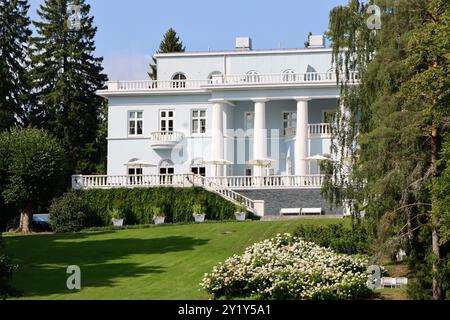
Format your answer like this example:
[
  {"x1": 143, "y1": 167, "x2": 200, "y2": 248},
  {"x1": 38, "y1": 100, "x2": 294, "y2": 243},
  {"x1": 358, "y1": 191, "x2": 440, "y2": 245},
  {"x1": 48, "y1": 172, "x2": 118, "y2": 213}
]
[
  {"x1": 295, "y1": 97, "x2": 311, "y2": 176},
  {"x1": 212, "y1": 102, "x2": 224, "y2": 177},
  {"x1": 252, "y1": 98, "x2": 269, "y2": 177}
]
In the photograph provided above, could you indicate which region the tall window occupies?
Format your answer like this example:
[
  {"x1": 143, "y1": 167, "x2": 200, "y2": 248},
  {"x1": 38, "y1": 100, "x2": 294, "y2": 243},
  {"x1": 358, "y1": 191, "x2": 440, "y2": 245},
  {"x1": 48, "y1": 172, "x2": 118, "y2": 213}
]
[
  {"x1": 129, "y1": 111, "x2": 143, "y2": 136},
  {"x1": 282, "y1": 112, "x2": 297, "y2": 136},
  {"x1": 192, "y1": 109, "x2": 206, "y2": 134},
  {"x1": 244, "y1": 112, "x2": 254, "y2": 131},
  {"x1": 172, "y1": 73, "x2": 186, "y2": 88},
  {"x1": 160, "y1": 110, "x2": 174, "y2": 132}
]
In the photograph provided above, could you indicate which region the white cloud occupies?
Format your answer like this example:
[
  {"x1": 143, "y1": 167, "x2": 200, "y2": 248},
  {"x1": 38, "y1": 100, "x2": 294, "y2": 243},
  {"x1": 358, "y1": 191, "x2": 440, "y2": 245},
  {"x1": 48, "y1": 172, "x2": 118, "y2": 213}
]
[{"x1": 102, "y1": 51, "x2": 152, "y2": 80}]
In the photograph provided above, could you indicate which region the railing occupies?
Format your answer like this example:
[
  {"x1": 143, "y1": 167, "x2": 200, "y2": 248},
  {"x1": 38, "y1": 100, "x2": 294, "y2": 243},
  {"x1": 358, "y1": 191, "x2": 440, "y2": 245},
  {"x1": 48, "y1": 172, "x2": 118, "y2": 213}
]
[
  {"x1": 208, "y1": 175, "x2": 325, "y2": 189},
  {"x1": 108, "y1": 80, "x2": 211, "y2": 91},
  {"x1": 218, "y1": 72, "x2": 358, "y2": 86},
  {"x1": 72, "y1": 173, "x2": 258, "y2": 213},
  {"x1": 309, "y1": 123, "x2": 332, "y2": 137},
  {"x1": 284, "y1": 124, "x2": 332, "y2": 138},
  {"x1": 106, "y1": 72, "x2": 359, "y2": 92},
  {"x1": 191, "y1": 175, "x2": 256, "y2": 212},
  {"x1": 150, "y1": 131, "x2": 184, "y2": 143}
]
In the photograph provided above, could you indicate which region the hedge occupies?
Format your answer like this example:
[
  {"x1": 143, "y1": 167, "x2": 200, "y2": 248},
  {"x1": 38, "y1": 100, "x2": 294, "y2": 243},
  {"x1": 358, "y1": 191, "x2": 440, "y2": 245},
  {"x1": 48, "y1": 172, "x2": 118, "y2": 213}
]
[{"x1": 79, "y1": 187, "x2": 236, "y2": 227}]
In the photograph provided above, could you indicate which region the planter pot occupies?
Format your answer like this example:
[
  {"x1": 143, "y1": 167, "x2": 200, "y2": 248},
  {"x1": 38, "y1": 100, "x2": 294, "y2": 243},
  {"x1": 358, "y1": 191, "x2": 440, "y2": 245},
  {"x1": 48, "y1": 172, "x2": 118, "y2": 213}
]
[
  {"x1": 234, "y1": 212, "x2": 247, "y2": 221},
  {"x1": 153, "y1": 216, "x2": 166, "y2": 225},
  {"x1": 112, "y1": 219, "x2": 124, "y2": 227},
  {"x1": 193, "y1": 214, "x2": 206, "y2": 223}
]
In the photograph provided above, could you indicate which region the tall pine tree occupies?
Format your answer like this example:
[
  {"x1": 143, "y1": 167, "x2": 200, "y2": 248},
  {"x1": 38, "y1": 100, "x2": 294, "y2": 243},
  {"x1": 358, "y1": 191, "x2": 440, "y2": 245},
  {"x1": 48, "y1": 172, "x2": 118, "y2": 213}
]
[
  {"x1": 149, "y1": 28, "x2": 185, "y2": 79},
  {"x1": 29, "y1": 0, "x2": 107, "y2": 174},
  {"x1": 0, "y1": 0, "x2": 31, "y2": 130}
]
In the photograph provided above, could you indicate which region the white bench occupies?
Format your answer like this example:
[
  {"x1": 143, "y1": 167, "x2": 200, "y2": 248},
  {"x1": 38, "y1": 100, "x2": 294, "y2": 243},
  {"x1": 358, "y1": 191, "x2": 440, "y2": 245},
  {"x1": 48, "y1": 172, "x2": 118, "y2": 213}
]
[
  {"x1": 280, "y1": 208, "x2": 301, "y2": 216},
  {"x1": 381, "y1": 277, "x2": 397, "y2": 288},
  {"x1": 395, "y1": 277, "x2": 408, "y2": 288},
  {"x1": 301, "y1": 208, "x2": 323, "y2": 215}
]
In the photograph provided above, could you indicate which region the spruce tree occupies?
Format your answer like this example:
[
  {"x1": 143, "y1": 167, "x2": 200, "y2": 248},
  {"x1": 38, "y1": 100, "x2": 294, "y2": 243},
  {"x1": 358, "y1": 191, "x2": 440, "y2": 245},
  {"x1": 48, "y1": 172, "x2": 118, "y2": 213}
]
[
  {"x1": 149, "y1": 28, "x2": 185, "y2": 79},
  {"x1": 0, "y1": 0, "x2": 31, "y2": 129},
  {"x1": 29, "y1": 0, "x2": 107, "y2": 174}
]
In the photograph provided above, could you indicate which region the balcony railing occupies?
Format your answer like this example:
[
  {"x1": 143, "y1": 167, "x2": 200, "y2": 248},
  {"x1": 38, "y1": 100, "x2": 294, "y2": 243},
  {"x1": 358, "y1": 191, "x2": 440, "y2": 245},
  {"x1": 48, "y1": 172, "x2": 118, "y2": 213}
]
[
  {"x1": 150, "y1": 131, "x2": 184, "y2": 149},
  {"x1": 105, "y1": 72, "x2": 359, "y2": 92},
  {"x1": 284, "y1": 123, "x2": 333, "y2": 138},
  {"x1": 72, "y1": 174, "x2": 325, "y2": 190}
]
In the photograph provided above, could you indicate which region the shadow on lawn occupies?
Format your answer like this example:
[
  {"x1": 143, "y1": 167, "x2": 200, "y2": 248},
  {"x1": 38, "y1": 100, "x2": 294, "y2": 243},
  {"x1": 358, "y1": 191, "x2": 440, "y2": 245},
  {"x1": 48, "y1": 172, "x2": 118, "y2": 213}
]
[{"x1": 6, "y1": 233, "x2": 209, "y2": 298}]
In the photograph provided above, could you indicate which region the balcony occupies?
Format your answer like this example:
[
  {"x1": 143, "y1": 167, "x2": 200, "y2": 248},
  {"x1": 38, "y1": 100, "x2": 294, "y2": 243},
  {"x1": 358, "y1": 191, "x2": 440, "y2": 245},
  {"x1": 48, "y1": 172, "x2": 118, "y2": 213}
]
[
  {"x1": 102, "y1": 72, "x2": 359, "y2": 93},
  {"x1": 284, "y1": 123, "x2": 333, "y2": 139},
  {"x1": 150, "y1": 131, "x2": 184, "y2": 149}
]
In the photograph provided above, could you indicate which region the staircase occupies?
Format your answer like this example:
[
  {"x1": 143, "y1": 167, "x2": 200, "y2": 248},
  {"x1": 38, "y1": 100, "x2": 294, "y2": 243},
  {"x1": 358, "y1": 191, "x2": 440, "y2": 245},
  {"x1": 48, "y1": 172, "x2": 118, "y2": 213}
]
[{"x1": 191, "y1": 175, "x2": 264, "y2": 216}]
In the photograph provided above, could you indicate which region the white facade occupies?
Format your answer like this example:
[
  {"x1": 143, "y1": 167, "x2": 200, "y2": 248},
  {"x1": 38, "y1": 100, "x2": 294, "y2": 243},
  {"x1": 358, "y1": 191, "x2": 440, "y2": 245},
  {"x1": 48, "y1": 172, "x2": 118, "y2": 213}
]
[{"x1": 98, "y1": 37, "x2": 355, "y2": 181}]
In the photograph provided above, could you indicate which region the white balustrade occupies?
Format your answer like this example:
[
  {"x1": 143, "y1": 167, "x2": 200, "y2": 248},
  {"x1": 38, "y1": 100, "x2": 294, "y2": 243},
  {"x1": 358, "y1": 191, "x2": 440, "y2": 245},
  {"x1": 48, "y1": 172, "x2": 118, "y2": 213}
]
[
  {"x1": 106, "y1": 72, "x2": 358, "y2": 92},
  {"x1": 308, "y1": 123, "x2": 332, "y2": 137},
  {"x1": 284, "y1": 124, "x2": 332, "y2": 138},
  {"x1": 150, "y1": 131, "x2": 184, "y2": 143}
]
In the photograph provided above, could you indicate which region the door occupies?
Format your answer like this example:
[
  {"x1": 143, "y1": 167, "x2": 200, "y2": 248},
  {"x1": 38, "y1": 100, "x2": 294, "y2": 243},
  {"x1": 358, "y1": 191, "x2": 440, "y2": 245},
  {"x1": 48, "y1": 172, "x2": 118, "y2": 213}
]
[
  {"x1": 128, "y1": 168, "x2": 143, "y2": 185},
  {"x1": 159, "y1": 160, "x2": 174, "y2": 184}
]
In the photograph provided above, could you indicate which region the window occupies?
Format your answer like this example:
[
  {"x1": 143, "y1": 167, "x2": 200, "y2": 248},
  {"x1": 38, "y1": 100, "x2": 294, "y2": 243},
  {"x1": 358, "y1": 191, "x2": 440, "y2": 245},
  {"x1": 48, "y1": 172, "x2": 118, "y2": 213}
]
[
  {"x1": 246, "y1": 70, "x2": 260, "y2": 83},
  {"x1": 160, "y1": 110, "x2": 174, "y2": 132},
  {"x1": 129, "y1": 111, "x2": 143, "y2": 136},
  {"x1": 159, "y1": 159, "x2": 174, "y2": 184},
  {"x1": 282, "y1": 111, "x2": 297, "y2": 136},
  {"x1": 323, "y1": 110, "x2": 336, "y2": 123},
  {"x1": 244, "y1": 112, "x2": 254, "y2": 131},
  {"x1": 208, "y1": 71, "x2": 222, "y2": 80},
  {"x1": 128, "y1": 167, "x2": 143, "y2": 185},
  {"x1": 172, "y1": 73, "x2": 186, "y2": 88},
  {"x1": 192, "y1": 109, "x2": 207, "y2": 134},
  {"x1": 191, "y1": 166, "x2": 206, "y2": 177},
  {"x1": 283, "y1": 69, "x2": 296, "y2": 82},
  {"x1": 128, "y1": 168, "x2": 143, "y2": 175}
]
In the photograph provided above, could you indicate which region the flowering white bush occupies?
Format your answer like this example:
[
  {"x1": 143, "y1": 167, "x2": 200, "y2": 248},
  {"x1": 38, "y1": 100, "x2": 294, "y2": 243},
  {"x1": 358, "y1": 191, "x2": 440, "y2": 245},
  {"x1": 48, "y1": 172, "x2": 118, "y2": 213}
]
[{"x1": 201, "y1": 233, "x2": 373, "y2": 300}]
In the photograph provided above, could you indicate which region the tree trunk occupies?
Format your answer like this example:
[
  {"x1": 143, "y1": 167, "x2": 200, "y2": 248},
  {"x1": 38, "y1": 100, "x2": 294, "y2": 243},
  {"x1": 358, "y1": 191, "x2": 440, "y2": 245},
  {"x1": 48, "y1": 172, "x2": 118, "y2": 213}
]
[
  {"x1": 430, "y1": 126, "x2": 443, "y2": 300},
  {"x1": 16, "y1": 203, "x2": 34, "y2": 234}
]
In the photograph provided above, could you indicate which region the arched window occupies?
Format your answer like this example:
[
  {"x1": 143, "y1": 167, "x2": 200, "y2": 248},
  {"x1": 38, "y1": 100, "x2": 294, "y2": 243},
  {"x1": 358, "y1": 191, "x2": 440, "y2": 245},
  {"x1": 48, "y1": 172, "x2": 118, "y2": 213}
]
[
  {"x1": 208, "y1": 71, "x2": 223, "y2": 84},
  {"x1": 245, "y1": 70, "x2": 260, "y2": 83},
  {"x1": 208, "y1": 71, "x2": 222, "y2": 80},
  {"x1": 171, "y1": 73, "x2": 187, "y2": 88},
  {"x1": 282, "y1": 69, "x2": 296, "y2": 82}
]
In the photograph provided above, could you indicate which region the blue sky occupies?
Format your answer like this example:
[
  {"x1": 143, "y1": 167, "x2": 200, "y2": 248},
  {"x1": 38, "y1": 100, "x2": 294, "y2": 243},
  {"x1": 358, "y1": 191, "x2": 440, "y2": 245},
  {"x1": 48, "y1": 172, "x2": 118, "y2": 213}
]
[{"x1": 28, "y1": 0, "x2": 348, "y2": 80}]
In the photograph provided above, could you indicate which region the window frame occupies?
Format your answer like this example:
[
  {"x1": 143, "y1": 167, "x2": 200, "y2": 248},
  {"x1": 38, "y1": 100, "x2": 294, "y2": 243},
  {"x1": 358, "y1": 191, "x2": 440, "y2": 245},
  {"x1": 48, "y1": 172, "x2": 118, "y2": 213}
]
[
  {"x1": 191, "y1": 109, "x2": 207, "y2": 135},
  {"x1": 171, "y1": 72, "x2": 187, "y2": 88},
  {"x1": 281, "y1": 111, "x2": 297, "y2": 136},
  {"x1": 244, "y1": 112, "x2": 254, "y2": 132},
  {"x1": 128, "y1": 111, "x2": 144, "y2": 137},
  {"x1": 159, "y1": 109, "x2": 174, "y2": 132}
]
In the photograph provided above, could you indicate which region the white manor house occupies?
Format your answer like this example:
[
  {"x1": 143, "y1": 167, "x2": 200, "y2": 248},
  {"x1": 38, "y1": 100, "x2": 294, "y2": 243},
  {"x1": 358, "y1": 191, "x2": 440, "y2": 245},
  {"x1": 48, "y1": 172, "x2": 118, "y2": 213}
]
[{"x1": 72, "y1": 35, "x2": 357, "y2": 216}]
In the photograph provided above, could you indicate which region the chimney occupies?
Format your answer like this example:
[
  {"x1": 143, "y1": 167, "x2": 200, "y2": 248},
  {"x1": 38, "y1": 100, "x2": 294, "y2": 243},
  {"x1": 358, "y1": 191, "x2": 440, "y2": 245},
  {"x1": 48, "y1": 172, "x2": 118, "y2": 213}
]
[
  {"x1": 308, "y1": 35, "x2": 325, "y2": 48},
  {"x1": 235, "y1": 37, "x2": 252, "y2": 51}
]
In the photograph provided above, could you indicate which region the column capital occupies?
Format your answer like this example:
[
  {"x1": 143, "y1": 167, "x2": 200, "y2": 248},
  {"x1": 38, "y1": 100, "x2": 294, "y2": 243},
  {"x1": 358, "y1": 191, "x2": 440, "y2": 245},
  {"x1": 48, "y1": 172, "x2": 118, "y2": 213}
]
[
  {"x1": 294, "y1": 96, "x2": 312, "y2": 102},
  {"x1": 251, "y1": 98, "x2": 270, "y2": 103},
  {"x1": 209, "y1": 99, "x2": 234, "y2": 106}
]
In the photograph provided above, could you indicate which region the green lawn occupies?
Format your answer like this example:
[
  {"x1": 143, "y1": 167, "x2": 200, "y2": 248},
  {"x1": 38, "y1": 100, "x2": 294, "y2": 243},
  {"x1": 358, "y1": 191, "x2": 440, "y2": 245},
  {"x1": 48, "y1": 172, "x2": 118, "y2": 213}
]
[{"x1": 4, "y1": 219, "x2": 340, "y2": 300}]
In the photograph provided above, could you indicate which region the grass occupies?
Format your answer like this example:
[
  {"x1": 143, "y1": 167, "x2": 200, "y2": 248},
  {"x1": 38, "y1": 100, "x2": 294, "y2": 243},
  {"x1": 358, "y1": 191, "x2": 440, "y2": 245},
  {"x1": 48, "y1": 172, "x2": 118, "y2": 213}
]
[{"x1": 4, "y1": 219, "x2": 340, "y2": 300}]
